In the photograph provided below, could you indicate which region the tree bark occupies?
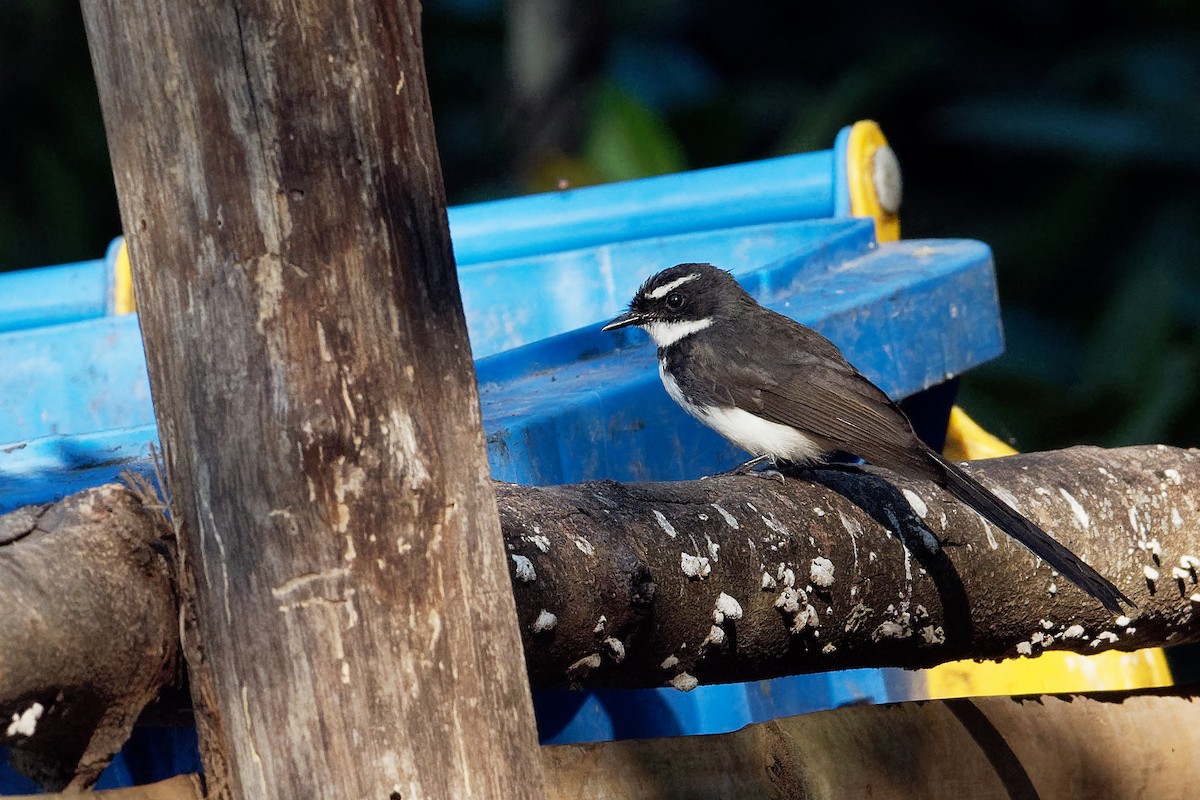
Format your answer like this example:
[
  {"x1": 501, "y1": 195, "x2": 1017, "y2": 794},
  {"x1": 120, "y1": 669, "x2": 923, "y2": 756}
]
[{"x1": 80, "y1": 2, "x2": 545, "y2": 799}]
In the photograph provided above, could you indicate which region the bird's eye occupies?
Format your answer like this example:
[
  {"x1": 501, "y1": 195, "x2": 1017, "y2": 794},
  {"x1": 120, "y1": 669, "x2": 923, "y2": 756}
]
[{"x1": 665, "y1": 292, "x2": 684, "y2": 310}]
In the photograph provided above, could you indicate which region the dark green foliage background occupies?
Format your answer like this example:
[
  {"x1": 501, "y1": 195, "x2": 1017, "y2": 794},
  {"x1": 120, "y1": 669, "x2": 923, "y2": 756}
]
[{"x1": 2, "y1": 0, "x2": 1197, "y2": 452}]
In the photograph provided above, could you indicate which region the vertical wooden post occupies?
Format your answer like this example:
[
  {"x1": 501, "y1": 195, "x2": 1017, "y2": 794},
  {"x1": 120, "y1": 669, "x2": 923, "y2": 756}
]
[{"x1": 80, "y1": 2, "x2": 546, "y2": 798}]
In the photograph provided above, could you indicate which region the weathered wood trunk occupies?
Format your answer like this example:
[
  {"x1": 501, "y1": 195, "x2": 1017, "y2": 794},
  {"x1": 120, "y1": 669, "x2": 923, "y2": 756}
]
[{"x1": 79, "y1": 1, "x2": 545, "y2": 798}]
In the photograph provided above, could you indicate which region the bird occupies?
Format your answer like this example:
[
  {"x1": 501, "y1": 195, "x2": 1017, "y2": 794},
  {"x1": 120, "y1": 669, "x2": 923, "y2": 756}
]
[{"x1": 603, "y1": 262, "x2": 1130, "y2": 613}]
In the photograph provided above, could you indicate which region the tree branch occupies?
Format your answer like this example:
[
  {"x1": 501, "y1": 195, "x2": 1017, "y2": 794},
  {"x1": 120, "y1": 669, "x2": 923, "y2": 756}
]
[
  {"x1": 502, "y1": 444, "x2": 1200, "y2": 687},
  {"x1": 0, "y1": 485, "x2": 177, "y2": 791}
]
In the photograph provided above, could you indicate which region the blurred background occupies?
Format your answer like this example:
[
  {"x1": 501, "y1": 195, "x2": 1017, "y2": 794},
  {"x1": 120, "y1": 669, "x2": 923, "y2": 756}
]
[{"x1": 1, "y1": 0, "x2": 1197, "y2": 452}]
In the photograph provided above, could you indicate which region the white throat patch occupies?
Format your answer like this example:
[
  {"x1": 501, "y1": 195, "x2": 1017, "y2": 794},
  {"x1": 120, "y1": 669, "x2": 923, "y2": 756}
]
[
  {"x1": 644, "y1": 317, "x2": 713, "y2": 347},
  {"x1": 646, "y1": 273, "x2": 700, "y2": 299}
]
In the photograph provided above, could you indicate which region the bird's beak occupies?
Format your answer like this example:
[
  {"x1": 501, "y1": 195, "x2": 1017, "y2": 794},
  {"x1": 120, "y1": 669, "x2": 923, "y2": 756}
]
[{"x1": 602, "y1": 310, "x2": 645, "y2": 332}]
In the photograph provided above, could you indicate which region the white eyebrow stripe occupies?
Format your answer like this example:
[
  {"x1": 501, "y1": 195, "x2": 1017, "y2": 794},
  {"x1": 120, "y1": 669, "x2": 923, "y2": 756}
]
[{"x1": 646, "y1": 273, "x2": 700, "y2": 299}]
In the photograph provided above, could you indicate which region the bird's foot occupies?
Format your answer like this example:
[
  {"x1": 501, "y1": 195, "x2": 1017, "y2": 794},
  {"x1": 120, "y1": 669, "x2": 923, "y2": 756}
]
[{"x1": 708, "y1": 455, "x2": 785, "y2": 483}]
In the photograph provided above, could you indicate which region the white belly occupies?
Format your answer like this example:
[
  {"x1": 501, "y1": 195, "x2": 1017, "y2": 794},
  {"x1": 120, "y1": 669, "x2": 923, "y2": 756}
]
[{"x1": 659, "y1": 361, "x2": 826, "y2": 462}]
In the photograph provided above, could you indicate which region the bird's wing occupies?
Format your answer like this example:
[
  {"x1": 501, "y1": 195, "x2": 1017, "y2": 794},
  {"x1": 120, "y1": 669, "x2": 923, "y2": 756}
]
[{"x1": 695, "y1": 320, "x2": 933, "y2": 475}]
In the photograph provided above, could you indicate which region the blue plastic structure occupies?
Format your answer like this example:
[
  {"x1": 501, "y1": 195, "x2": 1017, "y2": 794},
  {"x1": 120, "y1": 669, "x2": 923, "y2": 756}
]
[{"x1": 0, "y1": 125, "x2": 1004, "y2": 785}]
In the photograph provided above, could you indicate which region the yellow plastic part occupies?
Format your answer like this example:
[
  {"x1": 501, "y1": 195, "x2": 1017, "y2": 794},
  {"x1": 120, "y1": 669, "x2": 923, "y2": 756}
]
[
  {"x1": 925, "y1": 406, "x2": 1173, "y2": 699},
  {"x1": 112, "y1": 238, "x2": 136, "y2": 315},
  {"x1": 845, "y1": 120, "x2": 901, "y2": 244},
  {"x1": 942, "y1": 405, "x2": 1017, "y2": 461},
  {"x1": 926, "y1": 649, "x2": 1173, "y2": 700}
]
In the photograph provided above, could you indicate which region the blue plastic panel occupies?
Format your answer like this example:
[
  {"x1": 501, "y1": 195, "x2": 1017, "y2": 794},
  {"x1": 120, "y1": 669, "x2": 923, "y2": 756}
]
[
  {"x1": 0, "y1": 257, "x2": 109, "y2": 333},
  {"x1": 0, "y1": 315, "x2": 151, "y2": 442},
  {"x1": 462, "y1": 217, "x2": 869, "y2": 358},
  {"x1": 449, "y1": 150, "x2": 834, "y2": 265}
]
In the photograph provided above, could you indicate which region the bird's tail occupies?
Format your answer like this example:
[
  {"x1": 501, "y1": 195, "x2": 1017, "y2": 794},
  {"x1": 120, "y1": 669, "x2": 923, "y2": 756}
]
[{"x1": 930, "y1": 451, "x2": 1131, "y2": 613}]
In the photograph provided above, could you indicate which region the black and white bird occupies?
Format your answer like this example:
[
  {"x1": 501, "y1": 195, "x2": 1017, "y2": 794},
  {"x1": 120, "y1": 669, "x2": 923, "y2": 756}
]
[{"x1": 603, "y1": 262, "x2": 1129, "y2": 613}]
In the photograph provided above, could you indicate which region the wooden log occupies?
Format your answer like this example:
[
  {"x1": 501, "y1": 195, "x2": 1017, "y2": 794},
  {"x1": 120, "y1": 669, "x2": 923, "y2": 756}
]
[
  {"x1": 504, "y1": 445, "x2": 1200, "y2": 688},
  {"x1": 79, "y1": 1, "x2": 545, "y2": 798},
  {"x1": 0, "y1": 485, "x2": 177, "y2": 791}
]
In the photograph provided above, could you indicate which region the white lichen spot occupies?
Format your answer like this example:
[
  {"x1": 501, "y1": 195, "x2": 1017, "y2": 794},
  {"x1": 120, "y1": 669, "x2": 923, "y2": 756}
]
[
  {"x1": 810, "y1": 556, "x2": 835, "y2": 589},
  {"x1": 511, "y1": 554, "x2": 537, "y2": 582},
  {"x1": 921, "y1": 626, "x2": 946, "y2": 645},
  {"x1": 1143, "y1": 565, "x2": 1160, "y2": 582},
  {"x1": 532, "y1": 610, "x2": 558, "y2": 633},
  {"x1": 701, "y1": 625, "x2": 726, "y2": 648},
  {"x1": 761, "y1": 571, "x2": 778, "y2": 591},
  {"x1": 652, "y1": 510, "x2": 678, "y2": 538},
  {"x1": 660, "y1": 655, "x2": 679, "y2": 670},
  {"x1": 698, "y1": 513, "x2": 709, "y2": 521},
  {"x1": 762, "y1": 514, "x2": 789, "y2": 537},
  {"x1": 715, "y1": 592, "x2": 744, "y2": 621},
  {"x1": 6, "y1": 702, "x2": 43, "y2": 738},
  {"x1": 1040, "y1": 619, "x2": 1055, "y2": 630},
  {"x1": 1058, "y1": 488, "x2": 1089, "y2": 529},
  {"x1": 775, "y1": 587, "x2": 802, "y2": 616},
  {"x1": 594, "y1": 615, "x2": 607, "y2": 634},
  {"x1": 991, "y1": 486, "x2": 1023, "y2": 513},
  {"x1": 707, "y1": 536, "x2": 721, "y2": 561},
  {"x1": 812, "y1": 506, "x2": 826, "y2": 517},
  {"x1": 570, "y1": 535, "x2": 595, "y2": 556},
  {"x1": 711, "y1": 503, "x2": 739, "y2": 529},
  {"x1": 983, "y1": 521, "x2": 999, "y2": 550},
  {"x1": 602, "y1": 637, "x2": 626, "y2": 663},
  {"x1": 1062, "y1": 624, "x2": 1086, "y2": 639},
  {"x1": 681, "y1": 552, "x2": 711, "y2": 579},
  {"x1": 901, "y1": 488, "x2": 928, "y2": 519},
  {"x1": 1016, "y1": 641, "x2": 1033, "y2": 656},
  {"x1": 671, "y1": 672, "x2": 699, "y2": 692},
  {"x1": 795, "y1": 603, "x2": 819, "y2": 631},
  {"x1": 1190, "y1": 593, "x2": 1200, "y2": 604},
  {"x1": 1172, "y1": 508, "x2": 1185, "y2": 528},
  {"x1": 529, "y1": 534, "x2": 550, "y2": 553},
  {"x1": 1164, "y1": 468, "x2": 1182, "y2": 485},
  {"x1": 1115, "y1": 615, "x2": 1133, "y2": 628},
  {"x1": 821, "y1": 643, "x2": 837, "y2": 654},
  {"x1": 566, "y1": 653, "x2": 603, "y2": 679},
  {"x1": 1048, "y1": 582, "x2": 1058, "y2": 596},
  {"x1": 872, "y1": 621, "x2": 907, "y2": 641},
  {"x1": 1095, "y1": 631, "x2": 1119, "y2": 644},
  {"x1": 341, "y1": 661, "x2": 351, "y2": 685},
  {"x1": 868, "y1": 551, "x2": 878, "y2": 563}
]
